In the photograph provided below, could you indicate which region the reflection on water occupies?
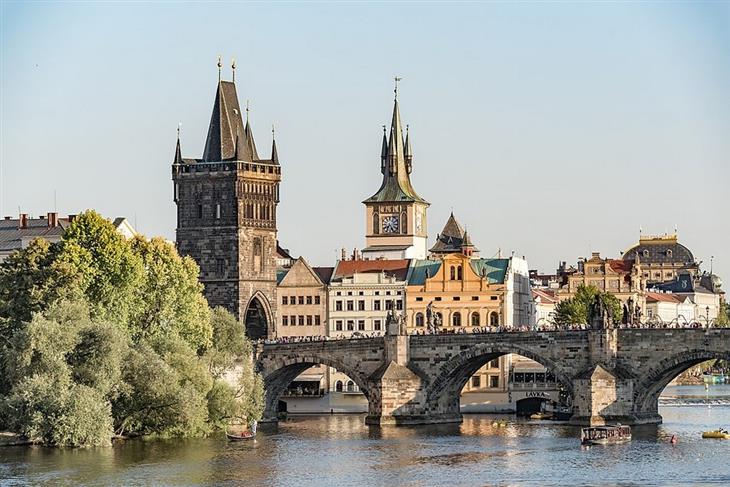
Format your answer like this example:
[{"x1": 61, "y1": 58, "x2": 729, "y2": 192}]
[{"x1": 1, "y1": 387, "x2": 730, "y2": 486}]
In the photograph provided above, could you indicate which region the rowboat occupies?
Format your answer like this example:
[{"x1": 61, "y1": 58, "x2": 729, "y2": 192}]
[
  {"x1": 581, "y1": 425, "x2": 631, "y2": 445},
  {"x1": 226, "y1": 431, "x2": 256, "y2": 441},
  {"x1": 702, "y1": 429, "x2": 730, "y2": 439}
]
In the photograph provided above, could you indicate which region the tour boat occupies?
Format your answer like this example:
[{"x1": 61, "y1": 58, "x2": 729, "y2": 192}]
[
  {"x1": 580, "y1": 425, "x2": 632, "y2": 445},
  {"x1": 701, "y1": 429, "x2": 730, "y2": 439}
]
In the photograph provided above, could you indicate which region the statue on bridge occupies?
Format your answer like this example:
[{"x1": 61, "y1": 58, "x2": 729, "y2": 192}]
[
  {"x1": 426, "y1": 302, "x2": 436, "y2": 334},
  {"x1": 589, "y1": 296, "x2": 614, "y2": 330},
  {"x1": 386, "y1": 309, "x2": 408, "y2": 336}
]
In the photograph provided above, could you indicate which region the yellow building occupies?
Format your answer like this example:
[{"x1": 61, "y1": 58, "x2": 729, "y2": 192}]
[{"x1": 406, "y1": 242, "x2": 512, "y2": 411}]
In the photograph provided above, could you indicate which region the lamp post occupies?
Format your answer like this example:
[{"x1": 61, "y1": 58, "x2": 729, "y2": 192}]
[{"x1": 706, "y1": 306, "x2": 711, "y2": 329}]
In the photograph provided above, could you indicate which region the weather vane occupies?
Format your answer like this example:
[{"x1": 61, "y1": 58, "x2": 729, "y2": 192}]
[
  {"x1": 217, "y1": 55, "x2": 222, "y2": 81},
  {"x1": 394, "y1": 76, "x2": 402, "y2": 99},
  {"x1": 232, "y1": 58, "x2": 236, "y2": 82}
]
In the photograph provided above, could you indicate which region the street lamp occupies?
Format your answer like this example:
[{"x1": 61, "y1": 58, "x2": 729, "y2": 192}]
[{"x1": 706, "y1": 306, "x2": 711, "y2": 329}]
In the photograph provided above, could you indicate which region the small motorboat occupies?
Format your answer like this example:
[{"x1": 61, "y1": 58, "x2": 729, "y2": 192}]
[
  {"x1": 702, "y1": 429, "x2": 730, "y2": 439},
  {"x1": 581, "y1": 425, "x2": 632, "y2": 445}
]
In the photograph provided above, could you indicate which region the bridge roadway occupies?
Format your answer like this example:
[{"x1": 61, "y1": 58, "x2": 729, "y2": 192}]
[{"x1": 256, "y1": 328, "x2": 730, "y2": 426}]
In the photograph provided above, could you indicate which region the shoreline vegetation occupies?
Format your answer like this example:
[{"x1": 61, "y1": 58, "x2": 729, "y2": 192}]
[{"x1": 0, "y1": 211, "x2": 264, "y2": 448}]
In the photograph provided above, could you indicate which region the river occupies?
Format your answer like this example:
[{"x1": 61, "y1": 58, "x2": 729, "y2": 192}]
[{"x1": 1, "y1": 385, "x2": 729, "y2": 486}]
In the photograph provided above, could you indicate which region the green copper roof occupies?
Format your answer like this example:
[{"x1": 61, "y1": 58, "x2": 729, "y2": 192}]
[
  {"x1": 276, "y1": 269, "x2": 289, "y2": 284},
  {"x1": 364, "y1": 98, "x2": 428, "y2": 204},
  {"x1": 407, "y1": 260, "x2": 442, "y2": 285},
  {"x1": 469, "y1": 258, "x2": 509, "y2": 284}
]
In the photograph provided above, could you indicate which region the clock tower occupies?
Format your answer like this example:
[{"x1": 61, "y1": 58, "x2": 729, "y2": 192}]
[{"x1": 362, "y1": 89, "x2": 429, "y2": 260}]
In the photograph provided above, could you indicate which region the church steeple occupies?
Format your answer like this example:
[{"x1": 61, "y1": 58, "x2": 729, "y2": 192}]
[
  {"x1": 271, "y1": 126, "x2": 279, "y2": 165},
  {"x1": 364, "y1": 85, "x2": 427, "y2": 205}
]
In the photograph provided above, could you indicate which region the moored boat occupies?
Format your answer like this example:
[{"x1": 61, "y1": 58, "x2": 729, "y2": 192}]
[
  {"x1": 701, "y1": 429, "x2": 730, "y2": 439},
  {"x1": 226, "y1": 430, "x2": 256, "y2": 441},
  {"x1": 581, "y1": 425, "x2": 631, "y2": 445}
]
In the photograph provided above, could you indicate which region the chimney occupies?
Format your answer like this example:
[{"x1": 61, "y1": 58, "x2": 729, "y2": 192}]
[
  {"x1": 68, "y1": 214, "x2": 77, "y2": 223},
  {"x1": 341, "y1": 248, "x2": 347, "y2": 261},
  {"x1": 18, "y1": 213, "x2": 28, "y2": 229},
  {"x1": 47, "y1": 212, "x2": 58, "y2": 227}
]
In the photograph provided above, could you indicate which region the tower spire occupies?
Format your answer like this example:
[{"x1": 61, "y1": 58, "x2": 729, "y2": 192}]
[
  {"x1": 217, "y1": 55, "x2": 222, "y2": 82},
  {"x1": 271, "y1": 124, "x2": 279, "y2": 165},
  {"x1": 404, "y1": 124, "x2": 413, "y2": 174},
  {"x1": 174, "y1": 123, "x2": 183, "y2": 164},
  {"x1": 380, "y1": 125, "x2": 388, "y2": 174}
]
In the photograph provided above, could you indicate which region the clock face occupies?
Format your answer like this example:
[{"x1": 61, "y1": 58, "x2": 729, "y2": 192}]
[{"x1": 382, "y1": 216, "x2": 399, "y2": 233}]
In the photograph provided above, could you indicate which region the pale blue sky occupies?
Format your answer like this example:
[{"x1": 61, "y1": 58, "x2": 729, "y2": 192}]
[{"x1": 2, "y1": 2, "x2": 729, "y2": 279}]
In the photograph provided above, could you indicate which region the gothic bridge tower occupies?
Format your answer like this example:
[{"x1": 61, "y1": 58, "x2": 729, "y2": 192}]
[
  {"x1": 172, "y1": 65, "x2": 280, "y2": 339},
  {"x1": 362, "y1": 83, "x2": 429, "y2": 260}
]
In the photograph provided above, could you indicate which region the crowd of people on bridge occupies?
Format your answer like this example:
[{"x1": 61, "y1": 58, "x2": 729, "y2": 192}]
[{"x1": 259, "y1": 319, "x2": 716, "y2": 346}]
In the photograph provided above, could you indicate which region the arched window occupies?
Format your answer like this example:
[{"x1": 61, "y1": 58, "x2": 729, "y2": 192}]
[
  {"x1": 335, "y1": 380, "x2": 343, "y2": 392},
  {"x1": 457, "y1": 265, "x2": 463, "y2": 280},
  {"x1": 450, "y1": 266, "x2": 456, "y2": 280},
  {"x1": 373, "y1": 213, "x2": 379, "y2": 235},
  {"x1": 452, "y1": 312, "x2": 462, "y2": 327},
  {"x1": 346, "y1": 380, "x2": 355, "y2": 393},
  {"x1": 401, "y1": 211, "x2": 407, "y2": 234},
  {"x1": 415, "y1": 312, "x2": 425, "y2": 327},
  {"x1": 471, "y1": 312, "x2": 480, "y2": 326},
  {"x1": 489, "y1": 312, "x2": 499, "y2": 326}
]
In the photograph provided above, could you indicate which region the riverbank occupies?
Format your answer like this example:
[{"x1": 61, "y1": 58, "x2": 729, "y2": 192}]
[{"x1": 0, "y1": 432, "x2": 33, "y2": 447}]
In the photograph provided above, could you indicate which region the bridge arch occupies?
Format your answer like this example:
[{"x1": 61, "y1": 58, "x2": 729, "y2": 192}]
[
  {"x1": 425, "y1": 342, "x2": 574, "y2": 413},
  {"x1": 633, "y1": 349, "x2": 730, "y2": 415},
  {"x1": 260, "y1": 352, "x2": 373, "y2": 420}
]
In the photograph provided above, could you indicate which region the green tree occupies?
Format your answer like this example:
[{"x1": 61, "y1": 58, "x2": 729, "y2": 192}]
[
  {"x1": 204, "y1": 307, "x2": 248, "y2": 378},
  {"x1": 715, "y1": 302, "x2": 729, "y2": 328},
  {"x1": 553, "y1": 285, "x2": 622, "y2": 327},
  {"x1": 129, "y1": 237, "x2": 212, "y2": 350},
  {"x1": 58, "y1": 210, "x2": 144, "y2": 326}
]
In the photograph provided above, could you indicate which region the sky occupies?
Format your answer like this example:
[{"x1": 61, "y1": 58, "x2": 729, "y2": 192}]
[{"x1": 2, "y1": 2, "x2": 729, "y2": 280}]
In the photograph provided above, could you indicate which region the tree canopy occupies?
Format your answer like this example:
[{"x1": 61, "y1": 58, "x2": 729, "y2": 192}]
[
  {"x1": 0, "y1": 211, "x2": 262, "y2": 446},
  {"x1": 553, "y1": 284, "x2": 623, "y2": 327}
]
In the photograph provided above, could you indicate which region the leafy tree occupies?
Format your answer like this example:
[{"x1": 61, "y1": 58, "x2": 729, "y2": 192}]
[
  {"x1": 129, "y1": 237, "x2": 212, "y2": 350},
  {"x1": 113, "y1": 338, "x2": 210, "y2": 438},
  {"x1": 58, "y1": 210, "x2": 144, "y2": 326},
  {"x1": 715, "y1": 302, "x2": 729, "y2": 328},
  {"x1": 553, "y1": 285, "x2": 622, "y2": 327},
  {"x1": 205, "y1": 307, "x2": 249, "y2": 378}
]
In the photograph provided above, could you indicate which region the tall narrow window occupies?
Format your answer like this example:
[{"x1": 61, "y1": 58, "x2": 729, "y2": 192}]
[
  {"x1": 452, "y1": 312, "x2": 462, "y2": 327},
  {"x1": 373, "y1": 213, "x2": 379, "y2": 235},
  {"x1": 415, "y1": 313, "x2": 424, "y2": 327},
  {"x1": 401, "y1": 211, "x2": 407, "y2": 234},
  {"x1": 450, "y1": 266, "x2": 456, "y2": 280},
  {"x1": 215, "y1": 203, "x2": 221, "y2": 219},
  {"x1": 253, "y1": 238, "x2": 262, "y2": 273},
  {"x1": 197, "y1": 204, "x2": 203, "y2": 219},
  {"x1": 471, "y1": 312, "x2": 479, "y2": 326},
  {"x1": 457, "y1": 265, "x2": 463, "y2": 280}
]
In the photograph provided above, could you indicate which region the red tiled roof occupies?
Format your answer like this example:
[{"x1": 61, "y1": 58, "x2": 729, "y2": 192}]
[
  {"x1": 532, "y1": 289, "x2": 558, "y2": 303},
  {"x1": 607, "y1": 259, "x2": 633, "y2": 273},
  {"x1": 333, "y1": 259, "x2": 410, "y2": 281},
  {"x1": 645, "y1": 292, "x2": 681, "y2": 303}
]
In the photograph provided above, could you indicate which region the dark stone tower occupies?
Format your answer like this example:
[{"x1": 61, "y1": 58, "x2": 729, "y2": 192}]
[{"x1": 172, "y1": 74, "x2": 280, "y2": 339}]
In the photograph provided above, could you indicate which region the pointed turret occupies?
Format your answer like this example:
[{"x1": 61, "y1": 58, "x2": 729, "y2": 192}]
[
  {"x1": 404, "y1": 124, "x2": 413, "y2": 174},
  {"x1": 430, "y1": 213, "x2": 468, "y2": 256},
  {"x1": 461, "y1": 228, "x2": 478, "y2": 257},
  {"x1": 271, "y1": 134, "x2": 279, "y2": 165},
  {"x1": 380, "y1": 125, "x2": 388, "y2": 175},
  {"x1": 173, "y1": 129, "x2": 183, "y2": 164},
  {"x1": 243, "y1": 108, "x2": 259, "y2": 161}
]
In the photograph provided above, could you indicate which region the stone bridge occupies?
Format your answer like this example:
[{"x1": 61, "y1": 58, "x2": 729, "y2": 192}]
[{"x1": 255, "y1": 329, "x2": 730, "y2": 426}]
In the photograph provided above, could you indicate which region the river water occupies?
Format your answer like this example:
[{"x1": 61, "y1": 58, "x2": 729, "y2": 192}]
[{"x1": 1, "y1": 385, "x2": 729, "y2": 486}]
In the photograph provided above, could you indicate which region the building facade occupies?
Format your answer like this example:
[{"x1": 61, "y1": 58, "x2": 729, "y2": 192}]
[
  {"x1": 172, "y1": 74, "x2": 281, "y2": 339},
  {"x1": 327, "y1": 259, "x2": 410, "y2": 338}
]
